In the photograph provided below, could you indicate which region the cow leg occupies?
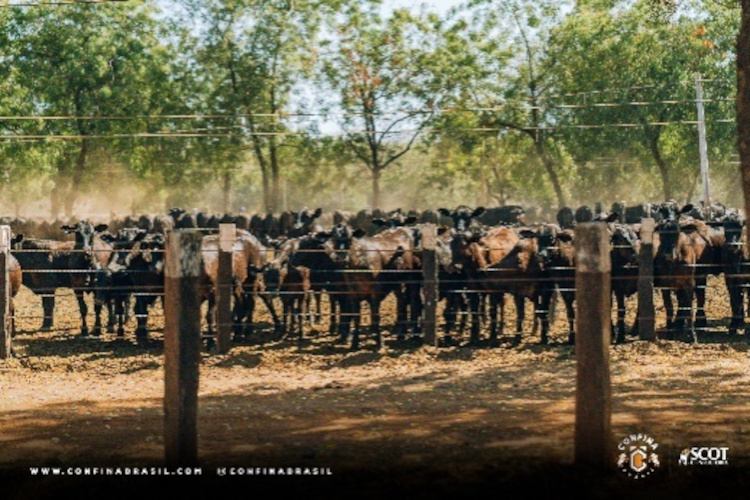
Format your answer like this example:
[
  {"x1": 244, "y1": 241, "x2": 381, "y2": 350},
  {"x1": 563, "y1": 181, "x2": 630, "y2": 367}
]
[
  {"x1": 92, "y1": 301, "x2": 103, "y2": 337},
  {"x1": 370, "y1": 298, "x2": 382, "y2": 350},
  {"x1": 259, "y1": 293, "x2": 282, "y2": 335},
  {"x1": 442, "y1": 292, "x2": 459, "y2": 344},
  {"x1": 536, "y1": 290, "x2": 552, "y2": 345},
  {"x1": 513, "y1": 294, "x2": 524, "y2": 347},
  {"x1": 694, "y1": 276, "x2": 708, "y2": 329},
  {"x1": 230, "y1": 292, "x2": 247, "y2": 340},
  {"x1": 562, "y1": 291, "x2": 575, "y2": 345},
  {"x1": 297, "y1": 294, "x2": 306, "y2": 340},
  {"x1": 336, "y1": 298, "x2": 353, "y2": 344},
  {"x1": 488, "y1": 293, "x2": 502, "y2": 347},
  {"x1": 40, "y1": 295, "x2": 55, "y2": 331},
  {"x1": 206, "y1": 293, "x2": 216, "y2": 344},
  {"x1": 393, "y1": 288, "x2": 408, "y2": 341},
  {"x1": 106, "y1": 300, "x2": 116, "y2": 334},
  {"x1": 328, "y1": 294, "x2": 340, "y2": 336},
  {"x1": 675, "y1": 289, "x2": 694, "y2": 341},
  {"x1": 114, "y1": 297, "x2": 126, "y2": 337},
  {"x1": 244, "y1": 293, "x2": 258, "y2": 337},
  {"x1": 468, "y1": 291, "x2": 482, "y2": 346},
  {"x1": 76, "y1": 292, "x2": 90, "y2": 337},
  {"x1": 726, "y1": 275, "x2": 744, "y2": 335},
  {"x1": 662, "y1": 289, "x2": 675, "y2": 333},
  {"x1": 134, "y1": 297, "x2": 150, "y2": 343},
  {"x1": 615, "y1": 291, "x2": 627, "y2": 344}
]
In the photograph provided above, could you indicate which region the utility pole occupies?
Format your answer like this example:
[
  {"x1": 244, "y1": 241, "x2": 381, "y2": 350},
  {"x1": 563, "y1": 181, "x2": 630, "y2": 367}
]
[{"x1": 695, "y1": 73, "x2": 711, "y2": 210}]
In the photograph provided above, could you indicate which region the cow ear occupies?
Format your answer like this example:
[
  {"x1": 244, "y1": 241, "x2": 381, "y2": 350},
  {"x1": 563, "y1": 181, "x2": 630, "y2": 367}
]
[
  {"x1": 606, "y1": 212, "x2": 619, "y2": 223},
  {"x1": 557, "y1": 232, "x2": 574, "y2": 242},
  {"x1": 352, "y1": 228, "x2": 366, "y2": 238},
  {"x1": 471, "y1": 207, "x2": 486, "y2": 218},
  {"x1": 313, "y1": 208, "x2": 323, "y2": 218},
  {"x1": 95, "y1": 223, "x2": 109, "y2": 233},
  {"x1": 437, "y1": 226, "x2": 449, "y2": 236},
  {"x1": 61, "y1": 225, "x2": 75, "y2": 233},
  {"x1": 405, "y1": 216, "x2": 418, "y2": 225},
  {"x1": 132, "y1": 231, "x2": 147, "y2": 243},
  {"x1": 12, "y1": 234, "x2": 24, "y2": 244},
  {"x1": 519, "y1": 230, "x2": 537, "y2": 239},
  {"x1": 437, "y1": 208, "x2": 451, "y2": 216},
  {"x1": 371, "y1": 218, "x2": 387, "y2": 227},
  {"x1": 680, "y1": 203, "x2": 694, "y2": 214},
  {"x1": 100, "y1": 233, "x2": 116, "y2": 243}
]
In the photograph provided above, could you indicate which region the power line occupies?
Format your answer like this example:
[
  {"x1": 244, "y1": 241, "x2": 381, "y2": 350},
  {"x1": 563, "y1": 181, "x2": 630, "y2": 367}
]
[
  {"x1": 0, "y1": 0, "x2": 128, "y2": 7},
  {"x1": 0, "y1": 118, "x2": 738, "y2": 141}
]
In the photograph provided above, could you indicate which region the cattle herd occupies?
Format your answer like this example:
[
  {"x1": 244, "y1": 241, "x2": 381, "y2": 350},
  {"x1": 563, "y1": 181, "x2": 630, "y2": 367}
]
[{"x1": 2, "y1": 199, "x2": 748, "y2": 350}]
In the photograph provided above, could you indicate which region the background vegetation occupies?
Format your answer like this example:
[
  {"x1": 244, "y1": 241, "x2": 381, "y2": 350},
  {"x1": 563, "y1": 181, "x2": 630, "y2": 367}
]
[{"x1": 0, "y1": 0, "x2": 743, "y2": 219}]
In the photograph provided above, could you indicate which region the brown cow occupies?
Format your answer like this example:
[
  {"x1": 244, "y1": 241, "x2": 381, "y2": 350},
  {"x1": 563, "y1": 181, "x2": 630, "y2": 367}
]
[
  {"x1": 653, "y1": 208, "x2": 722, "y2": 342},
  {"x1": 336, "y1": 226, "x2": 417, "y2": 350},
  {"x1": 200, "y1": 229, "x2": 277, "y2": 341},
  {"x1": 452, "y1": 225, "x2": 549, "y2": 346}
]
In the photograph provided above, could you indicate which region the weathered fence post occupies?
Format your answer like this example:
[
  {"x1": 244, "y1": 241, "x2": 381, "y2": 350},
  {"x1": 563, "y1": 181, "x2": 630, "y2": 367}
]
[
  {"x1": 638, "y1": 218, "x2": 656, "y2": 341},
  {"x1": 164, "y1": 230, "x2": 203, "y2": 466},
  {"x1": 574, "y1": 223, "x2": 613, "y2": 470},
  {"x1": 421, "y1": 223, "x2": 438, "y2": 347},
  {"x1": 0, "y1": 226, "x2": 10, "y2": 359},
  {"x1": 216, "y1": 223, "x2": 235, "y2": 354}
]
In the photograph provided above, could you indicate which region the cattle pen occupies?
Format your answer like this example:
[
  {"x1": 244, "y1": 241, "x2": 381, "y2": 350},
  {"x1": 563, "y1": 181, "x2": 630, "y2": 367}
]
[{"x1": 2, "y1": 211, "x2": 750, "y2": 499}]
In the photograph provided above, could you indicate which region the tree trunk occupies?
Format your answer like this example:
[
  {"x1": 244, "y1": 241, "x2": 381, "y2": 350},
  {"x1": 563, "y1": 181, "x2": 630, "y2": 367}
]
[
  {"x1": 739, "y1": 2, "x2": 750, "y2": 228},
  {"x1": 222, "y1": 171, "x2": 232, "y2": 214},
  {"x1": 372, "y1": 168, "x2": 382, "y2": 211},
  {"x1": 50, "y1": 186, "x2": 61, "y2": 221},
  {"x1": 534, "y1": 137, "x2": 566, "y2": 209},
  {"x1": 63, "y1": 138, "x2": 89, "y2": 218},
  {"x1": 646, "y1": 132, "x2": 672, "y2": 201},
  {"x1": 269, "y1": 135, "x2": 281, "y2": 213}
]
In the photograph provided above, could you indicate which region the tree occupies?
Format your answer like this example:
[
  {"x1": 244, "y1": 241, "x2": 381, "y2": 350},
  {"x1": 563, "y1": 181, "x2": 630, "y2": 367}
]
[
  {"x1": 1, "y1": 2, "x2": 175, "y2": 218},
  {"x1": 437, "y1": 0, "x2": 573, "y2": 209},
  {"x1": 180, "y1": 0, "x2": 335, "y2": 213},
  {"x1": 319, "y1": 2, "x2": 452, "y2": 210},
  {"x1": 548, "y1": 0, "x2": 738, "y2": 203}
]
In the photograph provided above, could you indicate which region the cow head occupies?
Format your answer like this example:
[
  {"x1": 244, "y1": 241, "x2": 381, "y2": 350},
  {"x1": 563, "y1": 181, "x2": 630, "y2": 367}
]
[
  {"x1": 438, "y1": 206, "x2": 485, "y2": 232},
  {"x1": 294, "y1": 207, "x2": 323, "y2": 231},
  {"x1": 656, "y1": 218, "x2": 682, "y2": 263},
  {"x1": 61, "y1": 220, "x2": 108, "y2": 257},
  {"x1": 610, "y1": 224, "x2": 639, "y2": 267}
]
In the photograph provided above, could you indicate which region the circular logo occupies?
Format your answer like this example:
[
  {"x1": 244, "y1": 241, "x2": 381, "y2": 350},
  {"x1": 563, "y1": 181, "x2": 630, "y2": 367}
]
[{"x1": 616, "y1": 433, "x2": 660, "y2": 479}]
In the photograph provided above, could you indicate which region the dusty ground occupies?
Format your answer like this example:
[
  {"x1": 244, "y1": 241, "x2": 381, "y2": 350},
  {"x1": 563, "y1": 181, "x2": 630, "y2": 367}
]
[{"x1": 2, "y1": 277, "x2": 750, "y2": 498}]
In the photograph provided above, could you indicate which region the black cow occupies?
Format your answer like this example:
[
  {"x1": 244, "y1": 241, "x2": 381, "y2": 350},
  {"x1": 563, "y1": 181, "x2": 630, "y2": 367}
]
[
  {"x1": 720, "y1": 212, "x2": 748, "y2": 335},
  {"x1": 475, "y1": 205, "x2": 526, "y2": 226},
  {"x1": 12, "y1": 220, "x2": 109, "y2": 337},
  {"x1": 556, "y1": 207, "x2": 575, "y2": 230},
  {"x1": 95, "y1": 228, "x2": 145, "y2": 337},
  {"x1": 115, "y1": 232, "x2": 166, "y2": 343},
  {"x1": 438, "y1": 206, "x2": 486, "y2": 232}
]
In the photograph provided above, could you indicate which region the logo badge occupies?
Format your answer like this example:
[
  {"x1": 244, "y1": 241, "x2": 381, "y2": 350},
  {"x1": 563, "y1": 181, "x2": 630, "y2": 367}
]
[
  {"x1": 616, "y1": 433, "x2": 660, "y2": 479},
  {"x1": 679, "y1": 447, "x2": 729, "y2": 466}
]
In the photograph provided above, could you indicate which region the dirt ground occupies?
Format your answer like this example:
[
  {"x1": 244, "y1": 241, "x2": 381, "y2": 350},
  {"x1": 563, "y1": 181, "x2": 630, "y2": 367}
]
[{"x1": 3, "y1": 278, "x2": 750, "y2": 498}]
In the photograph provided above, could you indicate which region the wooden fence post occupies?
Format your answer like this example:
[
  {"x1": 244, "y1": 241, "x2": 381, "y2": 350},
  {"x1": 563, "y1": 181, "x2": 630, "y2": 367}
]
[
  {"x1": 216, "y1": 223, "x2": 235, "y2": 354},
  {"x1": 421, "y1": 223, "x2": 438, "y2": 347},
  {"x1": 0, "y1": 226, "x2": 10, "y2": 359},
  {"x1": 164, "y1": 230, "x2": 203, "y2": 466},
  {"x1": 574, "y1": 223, "x2": 613, "y2": 470},
  {"x1": 638, "y1": 218, "x2": 656, "y2": 341}
]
